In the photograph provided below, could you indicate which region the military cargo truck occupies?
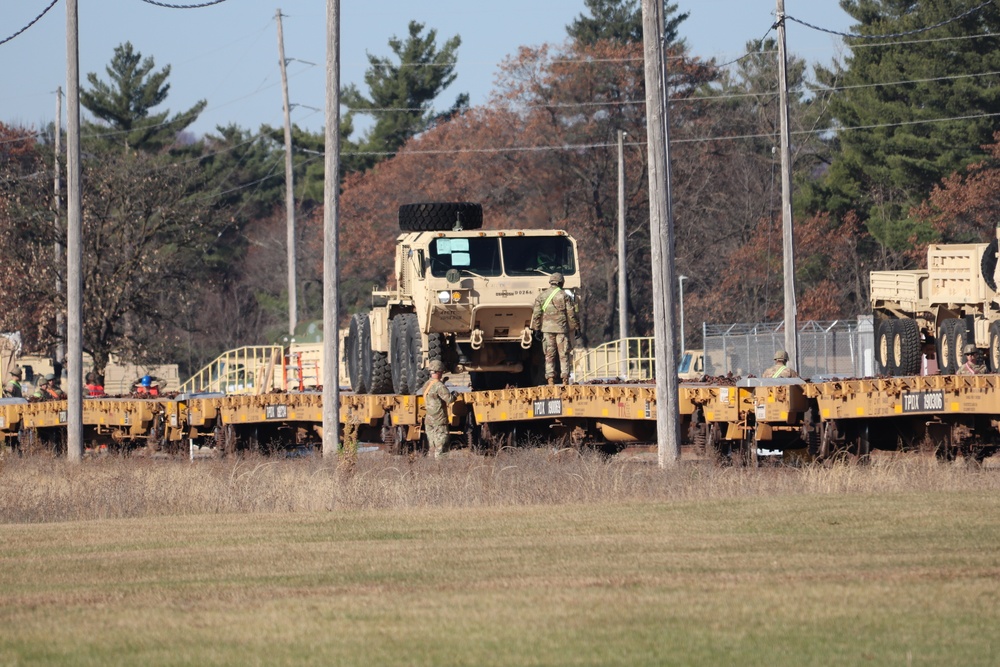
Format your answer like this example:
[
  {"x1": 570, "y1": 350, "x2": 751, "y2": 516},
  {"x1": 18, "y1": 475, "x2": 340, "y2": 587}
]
[
  {"x1": 346, "y1": 202, "x2": 581, "y2": 393},
  {"x1": 870, "y1": 240, "x2": 1000, "y2": 375}
]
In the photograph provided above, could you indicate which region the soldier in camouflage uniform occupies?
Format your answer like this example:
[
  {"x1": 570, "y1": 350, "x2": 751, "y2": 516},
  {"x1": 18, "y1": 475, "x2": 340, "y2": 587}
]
[
  {"x1": 957, "y1": 344, "x2": 988, "y2": 375},
  {"x1": 422, "y1": 360, "x2": 455, "y2": 458},
  {"x1": 762, "y1": 350, "x2": 798, "y2": 379},
  {"x1": 530, "y1": 272, "x2": 579, "y2": 385}
]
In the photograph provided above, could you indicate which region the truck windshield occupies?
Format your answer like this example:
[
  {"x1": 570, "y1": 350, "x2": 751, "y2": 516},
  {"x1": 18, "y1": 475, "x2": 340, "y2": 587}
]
[
  {"x1": 428, "y1": 237, "x2": 502, "y2": 277},
  {"x1": 501, "y1": 236, "x2": 577, "y2": 277}
]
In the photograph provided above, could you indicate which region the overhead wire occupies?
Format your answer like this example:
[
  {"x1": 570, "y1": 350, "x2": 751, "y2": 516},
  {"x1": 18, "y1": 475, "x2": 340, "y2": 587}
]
[
  {"x1": 0, "y1": 0, "x2": 60, "y2": 47},
  {"x1": 785, "y1": 0, "x2": 996, "y2": 40}
]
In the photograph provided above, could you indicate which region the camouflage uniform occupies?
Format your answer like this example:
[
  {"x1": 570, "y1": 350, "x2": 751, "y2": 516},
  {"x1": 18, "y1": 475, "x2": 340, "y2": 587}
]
[
  {"x1": 761, "y1": 364, "x2": 798, "y2": 379},
  {"x1": 957, "y1": 355, "x2": 987, "y2": 375},
  {"x1": 422, "y1": 371, "x2": 454, "y2": 458},
  {"x1": 3, "y1": 371, "x2": 22, "y2": 398},
  {"x1": 762, "y1": 350, "x2": 798, "y2": 378},
  {"x1": 530, "y1": 276, "x2": 579, "y2": 384}
]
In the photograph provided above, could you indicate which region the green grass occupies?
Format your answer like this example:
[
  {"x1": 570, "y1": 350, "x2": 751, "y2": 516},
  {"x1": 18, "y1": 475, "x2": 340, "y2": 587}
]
[{"x1": 2, "y1": 491, "x2": 999, "y2": 666}]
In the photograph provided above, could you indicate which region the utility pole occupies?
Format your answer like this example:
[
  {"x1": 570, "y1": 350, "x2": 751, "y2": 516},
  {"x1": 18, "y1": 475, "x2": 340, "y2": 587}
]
[
  {"x1": 276, "y1": 8, "x2": 297, "y2": 336},
  {"x1": 65, "y1": 0, "x2": 82, "y2": 462},
  {"x1": 641, "y1": 0, "x2": 681, "y2": 466},
  {"x1": 322, "y1": 0, "x2": 341, "y2": 458},
  {"x1": 54, "y1": 87, "x2": 64, "y2": 365},
  {"x1": 776, "y1": 0, "x2": 798, "y2": 366},
  {"x1": 617, "y1": 129, "x2": 628, "y2": 379}
]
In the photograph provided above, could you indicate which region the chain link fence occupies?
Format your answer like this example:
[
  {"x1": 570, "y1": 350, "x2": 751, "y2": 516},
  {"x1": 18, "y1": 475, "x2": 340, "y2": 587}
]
[{"x1": 702, "y1": 317, "x2": 874, "y2": 380}]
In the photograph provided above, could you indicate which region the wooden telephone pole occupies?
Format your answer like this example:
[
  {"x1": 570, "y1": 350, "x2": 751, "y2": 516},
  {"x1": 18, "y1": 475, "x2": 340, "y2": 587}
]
[
  {"x1": 776, "y1": 0, "x2": 798, "y2": 365},
  {"x1": 322, "y1": 0, "x2": 341, "y2": 458},
  {"x1": 276, "y1": 8, "x2": 298, "y2": 337},
  {"x1": 65, "y1": 0, "x2": 82, "y2": 462},
  {"x1": 641, "y1": 0, "x2": 681, "y2": 466}
]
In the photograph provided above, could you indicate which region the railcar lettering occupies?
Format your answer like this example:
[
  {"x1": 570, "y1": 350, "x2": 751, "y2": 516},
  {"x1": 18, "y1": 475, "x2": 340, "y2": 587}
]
[
  {"x1": 265, "y1": 404, "x2": 288, "y2": 420},
  {"x1": 901, "y1": 391, "x2": 944, "y2": 413},
  {"x1": 533, "y1": 398, "x2": 562, "y2": 417}
]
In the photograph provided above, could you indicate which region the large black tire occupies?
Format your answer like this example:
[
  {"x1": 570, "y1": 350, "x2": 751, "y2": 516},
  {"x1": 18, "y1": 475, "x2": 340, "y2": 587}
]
[
  {"x1": 890, "y1": 318, "x2": 921, "y2": 377},
  {"x1": 370, "y1": 351, "x2": 392, "y2": 394},
  {"x1": 989, "y1": 321, "x2": 1000, "y2": 372},
  {"x1": 982, "y1": 239, "x2": 998, "y2": 291},
  {"x1": 389, "y1": 316, "x2": 410, "y2": 395},
  {"x1": 945, "y1": 318, "x2": 970, "y2": 375},
  {"x1": 347, "y1": 313, "x2": 368, "y2": 393},
  {"x1": 398, "y1": 202, "x2": 483, "y2": 232},
  {"x1": 359, "y1": 315, "x2": 374, "y2": 393},
  {"x1": 875, "y1": 319, "x2": 894, "y2": 375},
  {"x1": 404, "y1": 314, "x2": 429, "y2": 392},
  {"x1": 938, "y1": 318, "x2": 963, "y2": 375}
]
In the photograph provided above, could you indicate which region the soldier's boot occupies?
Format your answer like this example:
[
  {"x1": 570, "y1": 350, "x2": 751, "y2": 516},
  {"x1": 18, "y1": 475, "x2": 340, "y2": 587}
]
[
  {"x1": 547, "y1": 377, "x2": 555, "y2": 386},
  {"x1": 562, "y1": 376, "x2": 571, "y2": 385},
  {"x1": 433, "y1": 446, "x2": 445, "y2": 459}
]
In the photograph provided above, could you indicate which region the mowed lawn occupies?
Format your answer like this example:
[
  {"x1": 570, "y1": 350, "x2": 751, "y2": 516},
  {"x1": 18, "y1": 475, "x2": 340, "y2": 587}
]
[{"x1": 2, "y1": 492, "x2": 999, "y2": 666}]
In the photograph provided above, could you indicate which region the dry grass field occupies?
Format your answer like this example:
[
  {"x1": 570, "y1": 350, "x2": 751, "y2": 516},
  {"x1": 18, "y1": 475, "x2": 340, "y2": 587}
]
[{"x1": 2, "y1": 450, "x2": 999, "y2": 665}]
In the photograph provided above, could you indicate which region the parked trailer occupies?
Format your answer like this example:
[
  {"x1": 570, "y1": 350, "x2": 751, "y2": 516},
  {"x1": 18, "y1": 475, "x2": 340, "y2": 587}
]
[{"x1": 1, "y1": 378, "x2": 998, "y2": 463}]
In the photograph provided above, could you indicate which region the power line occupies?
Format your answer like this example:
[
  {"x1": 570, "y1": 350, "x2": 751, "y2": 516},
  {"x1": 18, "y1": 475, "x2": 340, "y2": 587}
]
[
  {"x1": 785, "y1": 0, "x2": 995, "y2": 40},
  {"x1": 137, "y1": 0, "x2": 230, "y2": 8},
  {"x1": 0, "y1": 0, "x2": 60, "y2": 47}
]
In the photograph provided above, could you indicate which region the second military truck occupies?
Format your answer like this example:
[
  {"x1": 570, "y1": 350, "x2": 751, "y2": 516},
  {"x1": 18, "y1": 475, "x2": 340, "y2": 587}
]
[
  {"x1": 346, "y1": 202, "x2": 581, "y2": 393},
  {"x1": 871, "y1": 238, "x2": 1000, "y2": 375}
]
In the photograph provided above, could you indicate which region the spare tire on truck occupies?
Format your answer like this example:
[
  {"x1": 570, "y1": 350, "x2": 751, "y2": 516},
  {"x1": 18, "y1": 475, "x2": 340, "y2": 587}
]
[{"x1": 398, "y1": 202, "x2": 483, "y2": 232}]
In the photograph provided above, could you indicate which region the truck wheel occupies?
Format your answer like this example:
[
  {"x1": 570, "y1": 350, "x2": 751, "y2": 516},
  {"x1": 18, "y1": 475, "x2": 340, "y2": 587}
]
[
  {"x1": 982, "y1": 238, "x2": 998, "y2": 291},
  {"x1": 938, "y1": 318, "x2": 962, "y2": 375},
  {"x1": 405, "y1": 314, "x2": 429, "y2": 391},
  {"x1": 369, "y1": 351, "x2": 392, "y2": 394},
  {"x1": 875, "y1": 319, "x2": 894, "y2": 375},
  {"x1": 398, "y1": 202, "x2": 483, "y2": 232},
  {"x1": 359, "y1": 315, "x2": 374, "y2": 392},
  {"x1": 347, "y1": 313, "x2": 368, "y2": 393},
  {"x1": 390, "y1": 316, "x2": 411, "y2": 394},
  {"x1": 989, "y1": 321, "x2": 1000, "y2": 372},
  {"x1": 890, "y1": 318, "x2": 921, "y2": 376}
]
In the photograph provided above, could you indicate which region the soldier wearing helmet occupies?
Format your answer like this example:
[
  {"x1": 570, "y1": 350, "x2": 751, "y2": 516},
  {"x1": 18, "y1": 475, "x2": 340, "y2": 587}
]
[
  {"x1": 530, "y1": 271, "x2": 580, "y2": 385},
  {"x1": 957, "y1": 343, "x2": 987, "y2": 375},
  {"x1": 422, "y1": 359, "x2": 454, "y2": 459},
  {"x1": 762, "y1": 350, "x2": 798, "y2": 379},
  {"x1": 4, "y1": 367, "x2": 23, "y2": 398},
  {"x1": 33, "y1": 372, "x2": 66, "y2": 400}
]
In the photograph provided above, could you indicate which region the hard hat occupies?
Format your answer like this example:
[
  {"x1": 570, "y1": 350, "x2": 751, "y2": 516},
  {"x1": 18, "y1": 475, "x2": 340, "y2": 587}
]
[
  {"x1": 428, "y1": 360, "x2": 446, "y2": 373},
  {"x1": 140, "y1": 375, "x2": 153, "y2": 387},
  {"x1": 774, "y1": 350, "x2": 789, "y2": 362},
  {"x1": 963, "y1": 343, "x2": 977, "y2": 355},
  {"x1": 549, "y1": 272, "x2": 565, "y2": 285},
  {"x1": 43, "y1": 373, "x2": 56, "y2": 382},
  {"x1": 9, "y1": 367, "x2": 21, "y2": 377}
]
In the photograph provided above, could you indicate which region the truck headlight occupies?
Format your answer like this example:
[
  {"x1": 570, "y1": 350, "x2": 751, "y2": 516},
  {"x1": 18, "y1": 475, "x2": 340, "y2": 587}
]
[{"x1": 437, "y1": 290, "x2": 452, "y2": 304}]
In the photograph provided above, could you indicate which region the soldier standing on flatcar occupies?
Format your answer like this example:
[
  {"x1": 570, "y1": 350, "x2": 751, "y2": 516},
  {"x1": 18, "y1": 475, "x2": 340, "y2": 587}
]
[{"x1": 530, "y1": 272, "x2": 579, "y2": 386}]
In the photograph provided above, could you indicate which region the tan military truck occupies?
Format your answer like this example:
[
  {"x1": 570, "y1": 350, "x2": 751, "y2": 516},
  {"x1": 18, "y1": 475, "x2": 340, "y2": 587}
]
[
  {"x1": 870, "y1": 240, "x2": 1000, "y2": 375},
  {"x1": 346, "y1": 202, "x2": 581, "y2": 393}
]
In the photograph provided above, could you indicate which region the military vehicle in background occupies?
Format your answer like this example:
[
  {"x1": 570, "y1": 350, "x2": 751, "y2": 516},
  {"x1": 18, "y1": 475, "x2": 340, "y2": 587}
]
[
  {"x1": 345, "y1": 202, "x2": 581, "y2": 393},
  {"x1": 871, "y1": 240, "x2": 1000, "y2": 375}
]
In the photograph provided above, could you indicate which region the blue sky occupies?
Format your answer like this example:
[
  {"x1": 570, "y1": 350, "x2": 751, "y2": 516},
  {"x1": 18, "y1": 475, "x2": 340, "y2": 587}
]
[{"x1": 0, "y1": 1, "x2": 852, "y2": 138}]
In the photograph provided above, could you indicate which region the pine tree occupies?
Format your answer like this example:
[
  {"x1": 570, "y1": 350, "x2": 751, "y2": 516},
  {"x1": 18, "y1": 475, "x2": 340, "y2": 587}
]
[
  {"x1": 566, "y1": 0, "x2": 688, "y2": 46},
  {"x1": 342, "y1": 21, "x2": 467, "y2": 171},
  {"x1": 81, "y1": 42, "x2": 206, "y2": 151},
  {"x1": 814, "y1": 0, "x2": 1000, "y2": 252}
]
